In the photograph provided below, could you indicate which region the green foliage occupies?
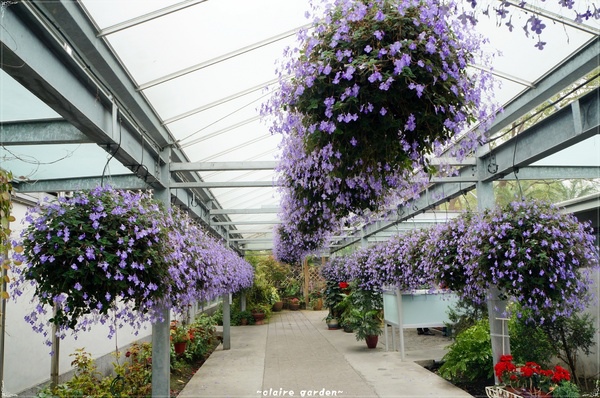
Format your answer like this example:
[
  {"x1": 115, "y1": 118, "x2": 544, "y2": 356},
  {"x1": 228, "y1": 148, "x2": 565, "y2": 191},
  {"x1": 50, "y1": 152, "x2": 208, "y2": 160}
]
[
  {"x1": 183, "y1": 314, "x2": 217, "y2": 362},
  {"x1": 37, "y1": 348, "x2": 113, "y2": 397},
  {"x1": 244, "y1": 254, "x2": 287, "y2": 309},
  {"x1": 334, "y1": 292, "x2": 354, "y2": 328},
  {"x1": 439, "y1": 319, "x2": 493, "y2": 383},
  {"x1": 211, "y1": 304, "x2": 223, "y2": 326},
  {"x1": 232, "y1": 309, "x2": 255, "y2": 326},
  {"x1": 509, "y1": 307, "x2": 555, "y2": 367},
  {"x1": 38, "y1": 314, "x2": 217, "y2": 397},
  {"x1": 0, "y1": 169, "x2": 13, "y2": 309},
  {"x1": 339, "y1": 285, "x2": 383, "y2": 341},
  {"x1": 113, "y1": 343, "x2": 152, "y2": 397},
  {"x1": 245, "y1": 254, "x2": 291, "y2": 295},
  {"x1": 539, "y1": 312, "x2": 597, "y2": 384},
  {"x1": 323, "y1": 279, "x2": 345, "y2": 319},
  {"x1": 170, "y1": 321, "x2": 190, "y2": 343},
  {"x1": 281, "y1": 278, "x2": 303, "y2": 299},
  {"x1": 552, "y1": 381, "x2": 581, "y2": 398}
]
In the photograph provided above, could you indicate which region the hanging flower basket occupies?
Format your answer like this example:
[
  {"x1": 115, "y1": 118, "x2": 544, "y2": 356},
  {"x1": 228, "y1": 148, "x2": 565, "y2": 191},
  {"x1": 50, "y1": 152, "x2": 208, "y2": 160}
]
[
  {"x1": 268, "y1": 0, "x2": 497, "y2": 231},
  {"x1": 15, "y1": 186, "x2": 170, "y2": 329},
  {"x1": 11, "y1": 185, "x2": 255, "y2": 346}
]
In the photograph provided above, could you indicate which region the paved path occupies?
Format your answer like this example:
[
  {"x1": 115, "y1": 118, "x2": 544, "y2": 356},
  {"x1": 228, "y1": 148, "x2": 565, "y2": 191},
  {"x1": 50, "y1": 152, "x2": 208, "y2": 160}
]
[{"x1": 179, "y1": 310, "x2": 473, "y2": 398}]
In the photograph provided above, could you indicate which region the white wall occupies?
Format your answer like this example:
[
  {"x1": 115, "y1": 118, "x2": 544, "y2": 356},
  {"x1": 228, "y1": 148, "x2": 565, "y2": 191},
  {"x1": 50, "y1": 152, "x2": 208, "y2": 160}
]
[{"x1": 581, "y1": 267, "x2": 599, "y2": 379}]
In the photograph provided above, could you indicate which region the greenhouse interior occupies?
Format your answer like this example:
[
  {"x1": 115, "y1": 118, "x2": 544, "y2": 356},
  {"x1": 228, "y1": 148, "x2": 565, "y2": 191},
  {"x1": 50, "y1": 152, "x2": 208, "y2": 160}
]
[{"x1": 0, "y1": 0, "x2": 599, "y2": 397}]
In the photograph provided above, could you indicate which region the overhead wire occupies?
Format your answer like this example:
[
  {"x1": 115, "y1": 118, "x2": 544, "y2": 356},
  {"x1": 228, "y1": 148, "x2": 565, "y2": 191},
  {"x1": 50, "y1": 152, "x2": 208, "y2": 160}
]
[{"x1": 101, "y1": 117, "x2": 123, "y2": 187}]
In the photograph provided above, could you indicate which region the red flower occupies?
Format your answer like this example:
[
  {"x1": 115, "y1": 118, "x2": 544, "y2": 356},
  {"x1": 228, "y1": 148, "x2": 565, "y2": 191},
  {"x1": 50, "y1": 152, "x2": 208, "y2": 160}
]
[
  {"x1": 521, "y1": 366, "x2": 535, "y2": 378},
  {"x1": 494, "y1": 354, "x2": 571, "y2": 392},
  {"x1": 339, "y1": 281, "x2": 349, "y2": 289},
  {"x1": 552, "y1": 365, "x2": 571, "y2": 383}
]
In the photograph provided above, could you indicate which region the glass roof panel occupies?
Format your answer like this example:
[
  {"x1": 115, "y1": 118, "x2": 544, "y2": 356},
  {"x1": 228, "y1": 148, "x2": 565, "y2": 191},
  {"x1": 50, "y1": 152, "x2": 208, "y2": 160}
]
[
  {"x1": 165, "y1": 89, "x2": 270, "y2": 140},
  {"x1": 140, "y1": 45, "x2": 285, "y2": 121},
  {"x1": 0, "y1": 70, "x2": 60, "y2": 122},
  {"x1": 81, "y1": 0, "x2": 182, "y2": 28},
  {"x1": 0, "y1": 144, "x2": 131, "y2": 181},
  {"x1": 93, "y1": 0, "x2": 309, "y2": 85}
]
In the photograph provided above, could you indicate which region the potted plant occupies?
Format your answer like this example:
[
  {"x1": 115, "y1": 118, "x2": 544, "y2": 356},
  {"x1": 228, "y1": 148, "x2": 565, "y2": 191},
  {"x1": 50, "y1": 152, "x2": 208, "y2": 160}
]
[
  {"x1": 335, "y1": 291, "x2": 355, "y2": 333},
  {"x1": 11, "y1": 185, "x2": 256, "y2": 345},
  {"x1": 323, "y1": 280, "x2": 346, "y2": 324},
  {"x1": 343, "y1": 284, "x2": 383, "y2": 348},
  {"x1": 324, "y1": 314, "x2": 340, "y2": 330},
  {"x1": 234, "y1": 310, "x2": 254, "y2": 326},
  {"x1": 309, "y1": 290, "x2": 324, "y2": 311},
  {"x1": 345, "y1": 307, "x2": 382, "y2": 348},
  {"x1": 289, "y1": 297, "x2": 300, "y2": 311},
  {"x1": 251, "y1": 307, "x2": 267, "y2": 324},
  {"x1": 267, "y1": 0, "x2": 497, "y2": 259},
  {"x1": 271, "y1": 288, "x2": 283, "y2": 312},
  {"x1": 170, "y1": 322, "x2": 189, "y2": 354}
]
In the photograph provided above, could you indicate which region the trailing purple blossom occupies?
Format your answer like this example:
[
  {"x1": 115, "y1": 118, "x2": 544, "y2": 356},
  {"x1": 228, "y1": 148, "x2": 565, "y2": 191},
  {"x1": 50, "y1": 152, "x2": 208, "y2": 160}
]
[
  {"x1": 264, "y1": 0, "x2": 499, "y2": 258},
  {"x1": 10, "y1": 186, "x2": 253, "y2": 346},
  {"x1": 321, "y1": 199, "x2": 598, "y2": 325},
  {"x1": 472, "y1": 200, "x2": 598, "y2": 323}
]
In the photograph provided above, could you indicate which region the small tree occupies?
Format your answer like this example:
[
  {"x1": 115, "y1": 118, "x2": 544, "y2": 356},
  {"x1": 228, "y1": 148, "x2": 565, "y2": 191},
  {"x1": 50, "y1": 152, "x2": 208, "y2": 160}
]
[{"x1": 540, "y1": 313, "x2": 596, "y2": 385}]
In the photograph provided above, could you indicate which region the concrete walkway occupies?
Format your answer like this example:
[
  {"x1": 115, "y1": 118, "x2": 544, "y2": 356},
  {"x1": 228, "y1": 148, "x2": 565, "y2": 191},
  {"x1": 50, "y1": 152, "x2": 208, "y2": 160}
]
[{"x1": 179, "y1": 310, "x2": 473, "y2": 398}]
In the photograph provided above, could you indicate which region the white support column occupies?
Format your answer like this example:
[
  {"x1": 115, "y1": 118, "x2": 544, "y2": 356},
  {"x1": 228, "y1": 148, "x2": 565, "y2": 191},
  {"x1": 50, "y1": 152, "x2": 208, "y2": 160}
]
[
  {"x1": 477, "y1": 148, "x2": 510, "y2": 383},
  {"x1": 222, "y1": 293, "x2": 231, "y2": 350},
  {"x1": 50, "y1": 306, "x2": 60, "y2": 388},
  {"x1": 240, "y1": 292, "x2": 247, "y2": 311},
  {"x1": 152, "y1": 146, "x2": 171, "y2": 398}
]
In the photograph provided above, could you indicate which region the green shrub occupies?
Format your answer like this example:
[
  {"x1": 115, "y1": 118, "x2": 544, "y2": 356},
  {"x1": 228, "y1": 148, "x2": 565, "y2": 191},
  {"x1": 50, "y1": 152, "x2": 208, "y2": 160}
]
[
  {"x1": 232, "y1": 309, "x2": 255, "y2": 326},
  {"x1": 552, "y1": 381, "x2": 581, "y2": 397},
  {"x1": 509, "y1": 309, "x2": 555, "y2": 367},
  {"x1": 184, "y1": 314, "x2": 218, "y2": 361},
  {"x1": 439, "y1": 319, "x2": 493, "y2": 383},
  {"x1": 114, "y1": 342, "x2": 152, "y2": 396}
]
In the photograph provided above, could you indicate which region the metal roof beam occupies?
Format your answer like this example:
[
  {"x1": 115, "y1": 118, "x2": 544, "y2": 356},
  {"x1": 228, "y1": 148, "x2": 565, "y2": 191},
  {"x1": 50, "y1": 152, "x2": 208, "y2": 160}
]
[
  {"x1": 330, "y1": 178, "x2": 475, "y2": 252},
  {"x1": 503, "y1": 0, "x2": 600, "y2": 35},
  {"x1": 500, "y1": 166, "x2": 600, "y2": 180},
  {"x1": 97, "y1": 0, "x2": 208, "y2": 37},
  {"x1": 229, "y1": 238, "x2": 273, "y2": 243},
  {"x1": 484, "y1": 37, "x2": 599, "y2": 139},
  {"x1": 480, "y1": 89, "x2": 600, "y2": 182},
  {"x1": 162, "y1": 78, "x2": 278, "y2": 125},
  {"x1": 427, "y1": 157, "x2": 477, "y2": 166},
  {"x1": 171, "y1": 181, "x2": 274, "y2": 189},
  {"x1": 1, "y1": 2, "x2": 165, "y2": 186},
  {"x1": 179, "y1": 116, "x2": 261, "y2": 148},
  {"x1": 170, "y1": 161, "x2": 277, "y2": 172},
  {"x1": 12, "y1": 174, "x2": 148, "y2": 192},
  {"x1": 0, "y1": 119, "x2": 92, "y2": 145},
  {"x1": 210, "y1": 208, "x2": 279, "y2": 215},
  {"x1": 211, "y1": 220, "x2": 280, "y2": 226},
  {"x1": 228, "y1": 230, "x2": 273, "y2": 235}
]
